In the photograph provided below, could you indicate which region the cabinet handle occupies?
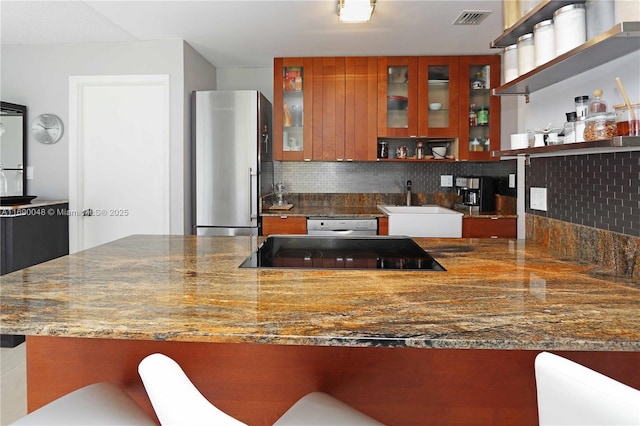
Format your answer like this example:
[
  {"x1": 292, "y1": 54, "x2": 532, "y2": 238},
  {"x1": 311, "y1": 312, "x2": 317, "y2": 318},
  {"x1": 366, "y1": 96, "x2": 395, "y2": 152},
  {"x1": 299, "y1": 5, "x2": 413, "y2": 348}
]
[{"x1": 490, "y1": 216, "x2": 499, "y2": 220}]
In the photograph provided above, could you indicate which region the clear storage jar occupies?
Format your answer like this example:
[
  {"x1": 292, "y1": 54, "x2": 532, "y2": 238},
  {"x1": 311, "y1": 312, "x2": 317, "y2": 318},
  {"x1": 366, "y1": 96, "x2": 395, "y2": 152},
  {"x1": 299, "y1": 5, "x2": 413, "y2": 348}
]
[
  {"x1": 534, "y1": 20, "x2": 555, "y2": 66},
  {"x1": 554, "y1": 4, "x2": 586, "y2": 56},
  {"x1": 575, "y1": 95, "x2": 589, "y2": 120},
  {"x1": 503, "y1": 44, "x2": 518, "y2": 83},
  {"x1": 613, "y1": 103, "x2": 640, "y2": 136},
  {"x1": 584, "y1": 112, "x2": 617, "y2": 141},
  {"x1": 517, "y1": 33, "x2": 535, "y2": 76}
]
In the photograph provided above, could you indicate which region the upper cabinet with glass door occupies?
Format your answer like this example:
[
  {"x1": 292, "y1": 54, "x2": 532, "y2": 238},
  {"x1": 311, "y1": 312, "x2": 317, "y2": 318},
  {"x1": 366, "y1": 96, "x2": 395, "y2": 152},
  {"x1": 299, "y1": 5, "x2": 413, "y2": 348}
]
[
  {"x1": 377, "y1": 57, "x2": 418, "y2": 137},
  {"x1": 417, "y1": 56, "x2": 459, "y2": 137},
  {"x1": 273, "y1": 58, "x2": 313, "y2": 161},
  {"x1": 458, "y1": 55, "x2": 501, "y2": 161}
]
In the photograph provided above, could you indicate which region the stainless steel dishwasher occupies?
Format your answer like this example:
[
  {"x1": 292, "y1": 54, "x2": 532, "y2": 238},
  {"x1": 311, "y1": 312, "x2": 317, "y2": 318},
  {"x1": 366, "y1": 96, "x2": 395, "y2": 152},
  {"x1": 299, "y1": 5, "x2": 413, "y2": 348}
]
[{"x1": 306, "y1": 218, "x2": 378, "y2": 236}]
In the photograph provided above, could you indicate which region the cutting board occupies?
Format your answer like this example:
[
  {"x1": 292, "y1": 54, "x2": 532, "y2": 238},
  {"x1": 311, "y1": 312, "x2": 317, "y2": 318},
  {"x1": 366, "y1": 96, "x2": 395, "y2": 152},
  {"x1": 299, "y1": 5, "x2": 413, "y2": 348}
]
[{"x1": 268, "y1": 204, "x2": 293, "y2": 210}]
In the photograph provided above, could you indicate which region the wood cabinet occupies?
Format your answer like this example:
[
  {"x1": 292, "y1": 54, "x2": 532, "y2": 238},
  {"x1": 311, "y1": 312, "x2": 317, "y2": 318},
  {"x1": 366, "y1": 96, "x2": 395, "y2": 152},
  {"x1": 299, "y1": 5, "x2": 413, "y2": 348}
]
[
  {"x1": 262, "y1": 216, "x2": 306, "y2": 235},
  {"x1": 345, "y1": 57, "x2": 378, "y2": 161},
  {"x1": 311, "y1": 57, "x2": 346, "y2": 161},
  {"x1": 377, "y1": 217, "x2": 388, "y2": 235},
  {"x1": 275, "y1": 56, "x2": 378, "y2": 162},
  {"x1": 417, "y1": 56, "x2": 460, "y2": 137},
  {"x1": 377, "y1": 56, "x2": 418, "y2": 137},
  {"x1": 462, "y1": 217, "x2": 516, "y2": 238},
  {"x1": 273, "y1": 57, "x2": 314, "y2": 161},
  {"x1": 458, "y1": 55, "x2": 501, "y2": 161},
  {"x1": 274, "y1": 55, "x2": 501, "y2": 161},
  {"x1": 378, "y1": 56, "x2": 461, "y2": 139}
]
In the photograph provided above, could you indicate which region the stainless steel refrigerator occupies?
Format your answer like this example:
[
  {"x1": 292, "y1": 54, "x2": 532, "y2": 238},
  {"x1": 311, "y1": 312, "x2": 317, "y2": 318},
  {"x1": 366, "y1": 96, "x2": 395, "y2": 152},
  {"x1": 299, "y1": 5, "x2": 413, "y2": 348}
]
[{"x1": 192, "y1": 90, "x2": 273, "y2": 236}]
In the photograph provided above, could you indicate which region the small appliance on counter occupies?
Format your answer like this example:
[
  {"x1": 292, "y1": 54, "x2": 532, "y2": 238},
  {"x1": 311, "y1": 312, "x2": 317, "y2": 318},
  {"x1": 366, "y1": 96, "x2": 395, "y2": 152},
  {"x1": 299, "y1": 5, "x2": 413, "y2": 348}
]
[{"x1": 455, "y1": 176, "x2": 495, "y2": 214}]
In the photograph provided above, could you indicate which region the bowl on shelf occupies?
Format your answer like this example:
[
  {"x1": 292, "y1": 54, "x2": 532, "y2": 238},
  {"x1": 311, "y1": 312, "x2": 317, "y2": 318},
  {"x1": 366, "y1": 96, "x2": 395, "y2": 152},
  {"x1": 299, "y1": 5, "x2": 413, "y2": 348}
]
[
  {"x1": 431, "y1": 146, "x2": 447, "y2": 159},
  {"x1": 387, "y1": 96, "x2": 408, "y2": 110},
  {"x1": 429, "y1": 102, "x2": 442, "y2": 111}
]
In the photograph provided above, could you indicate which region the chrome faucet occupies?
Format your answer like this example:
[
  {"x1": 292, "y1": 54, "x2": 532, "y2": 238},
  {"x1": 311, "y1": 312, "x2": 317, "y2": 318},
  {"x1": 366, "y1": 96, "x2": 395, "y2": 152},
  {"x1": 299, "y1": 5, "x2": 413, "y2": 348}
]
[{"x1": 406, "y1": 180, "x2": 412, "y2": 206}]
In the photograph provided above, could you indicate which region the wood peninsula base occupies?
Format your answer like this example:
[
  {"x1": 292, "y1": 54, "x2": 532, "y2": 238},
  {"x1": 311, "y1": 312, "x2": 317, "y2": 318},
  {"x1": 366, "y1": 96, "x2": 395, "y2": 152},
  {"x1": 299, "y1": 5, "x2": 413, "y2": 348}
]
[{"x1": 26, "y1": 336, "x2": 640, "y2": 425}]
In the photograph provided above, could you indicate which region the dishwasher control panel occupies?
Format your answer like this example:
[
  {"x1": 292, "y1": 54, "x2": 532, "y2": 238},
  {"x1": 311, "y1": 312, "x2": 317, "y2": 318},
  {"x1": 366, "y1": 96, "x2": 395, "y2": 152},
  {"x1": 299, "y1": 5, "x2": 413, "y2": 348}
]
[{"x1": 307, "y1": 218, "x2": 378, "y2": 235}]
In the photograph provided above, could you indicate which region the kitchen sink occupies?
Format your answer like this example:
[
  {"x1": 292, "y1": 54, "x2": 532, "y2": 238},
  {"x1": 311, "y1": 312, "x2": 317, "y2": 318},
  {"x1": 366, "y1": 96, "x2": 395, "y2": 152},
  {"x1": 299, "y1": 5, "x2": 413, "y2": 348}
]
[{"x1": 377, "y1": 205, "x2": 463, "y2": 238}]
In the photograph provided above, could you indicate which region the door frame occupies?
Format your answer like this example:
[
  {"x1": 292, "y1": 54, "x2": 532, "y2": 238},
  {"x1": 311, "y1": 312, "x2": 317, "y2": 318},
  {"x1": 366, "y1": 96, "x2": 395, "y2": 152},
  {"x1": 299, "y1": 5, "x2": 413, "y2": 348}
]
[{"x1": 68, "y1": 74, "x2": 170, "y2": 253}]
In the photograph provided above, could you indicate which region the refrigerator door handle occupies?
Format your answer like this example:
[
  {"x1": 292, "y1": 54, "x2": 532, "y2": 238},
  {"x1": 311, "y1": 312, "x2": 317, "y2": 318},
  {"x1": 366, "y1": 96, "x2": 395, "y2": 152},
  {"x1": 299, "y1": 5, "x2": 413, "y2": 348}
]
[
  {"x1": 249, "y1": 167, "x2": 258, "y2": 220},
  {"x1": 262, "y1": 125, "x2": 269, "y2": 155}
]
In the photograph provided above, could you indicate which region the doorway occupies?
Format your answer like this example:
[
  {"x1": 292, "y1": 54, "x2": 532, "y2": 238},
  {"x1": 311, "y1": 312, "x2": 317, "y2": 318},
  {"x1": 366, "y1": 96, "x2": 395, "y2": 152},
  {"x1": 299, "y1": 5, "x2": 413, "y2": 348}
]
[{"x1": 68, "y1": 75, "x2": 170, "y2": 253}]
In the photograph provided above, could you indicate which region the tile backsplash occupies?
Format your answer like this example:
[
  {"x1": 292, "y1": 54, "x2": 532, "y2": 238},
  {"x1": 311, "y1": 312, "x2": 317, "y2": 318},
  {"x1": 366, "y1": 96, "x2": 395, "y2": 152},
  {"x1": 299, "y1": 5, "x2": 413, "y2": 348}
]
[
  {"x1": 275, "y1": 160, "x2": 517, "y2": 194},
  {"x1": 525, "y1": 151, "x2": 639, "y2": 238}
]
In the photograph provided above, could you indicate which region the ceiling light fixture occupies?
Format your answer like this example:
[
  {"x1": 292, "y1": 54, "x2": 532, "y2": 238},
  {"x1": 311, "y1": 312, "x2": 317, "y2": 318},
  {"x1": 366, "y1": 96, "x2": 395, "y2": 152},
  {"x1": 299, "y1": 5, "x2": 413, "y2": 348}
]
[{"x1": 338, "y1": 0, "x2": 376, "y2": 23}]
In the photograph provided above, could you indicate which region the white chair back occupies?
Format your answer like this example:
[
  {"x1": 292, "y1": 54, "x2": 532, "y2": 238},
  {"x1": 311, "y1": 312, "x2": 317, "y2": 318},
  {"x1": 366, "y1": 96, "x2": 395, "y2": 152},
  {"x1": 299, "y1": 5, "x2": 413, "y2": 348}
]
[
  {"x1": 535, "y1": 351, "x2": 640, "y2": 425},
  {"x1": 138, "y1": 353, "x2": 247, "y2": 426}
]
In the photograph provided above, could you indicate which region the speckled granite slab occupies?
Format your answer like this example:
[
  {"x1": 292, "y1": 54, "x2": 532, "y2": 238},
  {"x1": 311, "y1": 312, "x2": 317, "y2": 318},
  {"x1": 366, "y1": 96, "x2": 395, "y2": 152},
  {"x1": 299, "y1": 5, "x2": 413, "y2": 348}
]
[
  {"x1": 527, "y1": 215, "x2": 639, "y2": 278},
  {"x1": 1, "y1": 235, "x2": 638, "y2": 351}
]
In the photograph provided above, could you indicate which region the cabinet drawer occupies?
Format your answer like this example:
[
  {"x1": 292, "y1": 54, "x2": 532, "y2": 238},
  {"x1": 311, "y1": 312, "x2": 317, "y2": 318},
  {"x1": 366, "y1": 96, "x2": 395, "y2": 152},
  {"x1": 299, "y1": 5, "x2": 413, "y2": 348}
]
[
  {"x1": 462, "y1": 217, "x2": 516, "y2": 238},
  {"x1": 377, "y1": 217, "x2": 389, "y2": 235},
  {"x1": 262, "y1": 216, "x2": 307, "y2": 235}
]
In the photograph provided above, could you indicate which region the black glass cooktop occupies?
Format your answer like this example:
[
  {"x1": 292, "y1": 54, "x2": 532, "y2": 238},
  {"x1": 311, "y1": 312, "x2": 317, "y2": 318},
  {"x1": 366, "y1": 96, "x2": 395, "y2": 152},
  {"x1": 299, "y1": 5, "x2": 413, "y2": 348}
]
[{"x1": 240, "y1": 235, "x2": 446, "y2": 271}]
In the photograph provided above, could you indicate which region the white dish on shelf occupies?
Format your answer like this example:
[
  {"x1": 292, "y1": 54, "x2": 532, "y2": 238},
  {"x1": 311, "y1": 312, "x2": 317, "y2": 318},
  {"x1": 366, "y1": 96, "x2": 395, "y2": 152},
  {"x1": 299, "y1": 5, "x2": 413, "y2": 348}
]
[{"x1": 429, "y1": 103, "x2": 443, "y2": 110}]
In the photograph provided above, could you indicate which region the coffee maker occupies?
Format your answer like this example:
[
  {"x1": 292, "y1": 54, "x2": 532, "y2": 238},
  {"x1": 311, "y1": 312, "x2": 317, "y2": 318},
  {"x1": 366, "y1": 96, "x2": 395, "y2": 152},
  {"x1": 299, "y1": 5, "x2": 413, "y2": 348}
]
[{"x1": 455, "y1": 176, "x2": 495, "y2": 213}]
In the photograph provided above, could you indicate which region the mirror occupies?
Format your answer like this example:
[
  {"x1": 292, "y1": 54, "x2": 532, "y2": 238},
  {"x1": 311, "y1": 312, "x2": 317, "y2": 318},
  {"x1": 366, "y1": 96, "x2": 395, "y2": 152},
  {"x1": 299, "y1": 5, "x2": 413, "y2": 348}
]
[{"x1": 0, "y1": 102, "x2": 27, "y2": 197}]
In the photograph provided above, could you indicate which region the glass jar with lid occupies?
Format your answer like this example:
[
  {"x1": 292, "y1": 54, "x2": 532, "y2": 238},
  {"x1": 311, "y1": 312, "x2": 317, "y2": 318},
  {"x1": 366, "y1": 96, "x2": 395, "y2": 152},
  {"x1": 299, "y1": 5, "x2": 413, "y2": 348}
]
[
  {"x1": 584, "y1": 112, "x2": 617, "y2": 141},
  {"x1": 588, "y1": 89, "x2": 607, "y2": 115}
]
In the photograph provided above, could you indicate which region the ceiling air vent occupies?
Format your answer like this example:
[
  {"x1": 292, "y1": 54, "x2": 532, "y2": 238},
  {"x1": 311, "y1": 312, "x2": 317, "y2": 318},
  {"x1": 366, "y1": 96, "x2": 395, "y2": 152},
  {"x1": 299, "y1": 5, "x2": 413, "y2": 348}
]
[{"x1": 453, "y1": 10, "x2": 491, "y2": 25}]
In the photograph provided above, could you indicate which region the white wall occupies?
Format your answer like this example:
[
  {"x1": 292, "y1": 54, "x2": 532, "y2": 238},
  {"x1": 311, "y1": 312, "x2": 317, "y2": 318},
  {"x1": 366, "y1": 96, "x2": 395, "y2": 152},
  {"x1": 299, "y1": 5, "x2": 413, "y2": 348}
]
[
  {"x1": 0, "y1": 40, "x2": 217, "y2": 235},
  {"x1": 216, "y1": 67, "x2": 274, "y2": 104},
  {"x1": 518, "y1": 52, "x2": 640, "y2": 132},
  {"x1": 183, "y1": 42, "x2": 217, "y2": 233}
]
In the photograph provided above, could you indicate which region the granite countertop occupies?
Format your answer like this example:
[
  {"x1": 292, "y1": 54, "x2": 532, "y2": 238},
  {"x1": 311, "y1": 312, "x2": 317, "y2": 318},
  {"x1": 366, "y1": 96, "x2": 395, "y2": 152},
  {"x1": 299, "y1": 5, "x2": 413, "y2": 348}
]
[
  {"x1": 1, "y1": 235, "x2": 638, "y2": 351},
  {"x1": 262, "y1": 205, "x2": 384, "y2": 217},
  {"x1": 262, "y1": 205, "x2": 517, "y2": 219}
]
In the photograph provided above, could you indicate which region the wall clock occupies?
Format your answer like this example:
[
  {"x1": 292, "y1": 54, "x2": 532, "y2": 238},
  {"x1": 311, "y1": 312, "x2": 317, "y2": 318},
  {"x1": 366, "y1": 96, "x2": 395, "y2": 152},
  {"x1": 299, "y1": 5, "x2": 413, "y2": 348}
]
[{"x1": 31, "y1": 114, "x2": 64, "y2": 144}]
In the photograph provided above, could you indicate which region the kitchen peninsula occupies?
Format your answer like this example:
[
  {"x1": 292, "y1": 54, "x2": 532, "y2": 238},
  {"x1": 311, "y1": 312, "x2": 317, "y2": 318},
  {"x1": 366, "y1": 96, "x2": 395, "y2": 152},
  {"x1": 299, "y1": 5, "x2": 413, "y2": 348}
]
[{"x1": 1, "y1": 235, "x2": 638, "y2": 425}]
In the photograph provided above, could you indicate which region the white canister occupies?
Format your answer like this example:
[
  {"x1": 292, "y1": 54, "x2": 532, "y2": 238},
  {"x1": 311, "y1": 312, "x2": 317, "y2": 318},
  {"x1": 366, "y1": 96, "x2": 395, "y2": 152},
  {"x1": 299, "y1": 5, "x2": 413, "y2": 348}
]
[
  {"x1": 510, "y1": 133, "x2": 529, "y2": 150},
  {"x1": 586, "y1": 0, "x2": 614, "y2": 40},
  {"x1": 554, "y1": 4, "x2": 586, "y2": 56},
  {"x1": 534, "y1": 20, "x2": 555, "y2": 66},
  {"x1": 517, "y1": 33, "x2": 535, "y2": 76},
  {"x1": 503, "y1": 44, "x2": 518, "y2": 83}
]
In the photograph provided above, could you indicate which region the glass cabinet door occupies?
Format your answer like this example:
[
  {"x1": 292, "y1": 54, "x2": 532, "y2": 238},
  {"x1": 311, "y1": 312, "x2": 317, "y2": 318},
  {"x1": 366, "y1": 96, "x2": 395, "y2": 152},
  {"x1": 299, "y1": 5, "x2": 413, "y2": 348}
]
[
  {"x1": 387, "y1": 65, "x2": 409, "y2": 129},
  {"x1": 459, "y1": 55, "x2": 501, "y2": 161},
  {"x1": 417, "y1": 56, "x2": 459, "y2": 137},
  {"x1": 378, "y1": 57, "x2": 417, "y2": 137},
  {"x1": 274, "y1": 58, "x2": 312, "y2": 161},
  {"x1": 282, "y1": 67, "x2": 304, "y2": 152},
  {"x1": 468, "y1": 63, "x2": 491, "y2": 153}
]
